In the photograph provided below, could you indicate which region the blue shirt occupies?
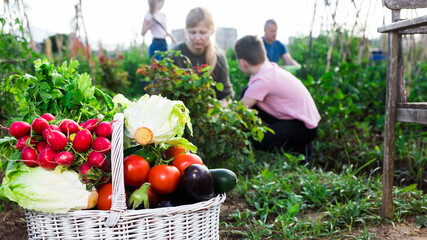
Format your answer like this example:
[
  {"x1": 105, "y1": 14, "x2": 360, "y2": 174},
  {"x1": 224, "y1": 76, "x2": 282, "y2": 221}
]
[{"x1": 262, "y1": 37, "x2": 288, "y2": 63}]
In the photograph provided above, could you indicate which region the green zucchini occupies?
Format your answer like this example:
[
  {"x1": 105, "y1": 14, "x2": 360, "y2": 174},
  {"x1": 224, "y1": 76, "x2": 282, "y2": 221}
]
[
  {"x1": 209, "y1": 168, "x2": 237, "y2": 194},
  {"x1": 133, "y1": 148, "x2": 157, "y2": 166},
  {"x1": 123, "y1": 145, "x2": 143, "y2": 157}
]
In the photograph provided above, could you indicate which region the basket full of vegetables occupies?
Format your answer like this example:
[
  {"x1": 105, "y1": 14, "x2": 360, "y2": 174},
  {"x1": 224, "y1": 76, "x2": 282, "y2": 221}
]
[{"x1": 0, "y1": 94, "x2": 237, "y2": 240}]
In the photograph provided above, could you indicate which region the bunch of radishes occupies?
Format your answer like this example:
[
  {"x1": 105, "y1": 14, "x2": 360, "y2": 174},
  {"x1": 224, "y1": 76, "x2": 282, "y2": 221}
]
[{"x1": 1, "y1": 113, "x2": 114, "y2": 185}]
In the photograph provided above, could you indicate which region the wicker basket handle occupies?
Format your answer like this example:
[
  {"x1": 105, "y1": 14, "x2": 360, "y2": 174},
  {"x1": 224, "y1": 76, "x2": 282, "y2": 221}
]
[{"x1": 105, "y1": 113, "x2": 127, "y2": 227}]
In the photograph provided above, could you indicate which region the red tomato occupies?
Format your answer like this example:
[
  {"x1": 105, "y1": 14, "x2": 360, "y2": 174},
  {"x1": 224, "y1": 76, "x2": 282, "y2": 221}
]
[
  {"x1": 165, "y1": 145, "x2": 189, "y2": 159},
  {"x1": 172, "y1": 153, "x2": 203, "y2": 174},
  {"x1": 148, "y1": 165, "x2": 181, "y2": 195},
  {"x1": 96, "y1": 183, "x2": 112, "y2": 210},
  {"x1": 123, "y1": 155, "x2": 150, "y2": 187}
]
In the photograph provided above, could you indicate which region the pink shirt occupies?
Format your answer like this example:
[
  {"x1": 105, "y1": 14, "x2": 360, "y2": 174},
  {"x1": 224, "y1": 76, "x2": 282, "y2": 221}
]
[{"x1": 244, "y1": 61, "x2": 321, "y2": 129}]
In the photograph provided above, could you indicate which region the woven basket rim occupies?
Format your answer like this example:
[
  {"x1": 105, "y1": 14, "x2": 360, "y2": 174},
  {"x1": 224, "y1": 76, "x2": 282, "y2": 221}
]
[{"x1": 25, "y1": 193, "x2": 226, "y2": 216}]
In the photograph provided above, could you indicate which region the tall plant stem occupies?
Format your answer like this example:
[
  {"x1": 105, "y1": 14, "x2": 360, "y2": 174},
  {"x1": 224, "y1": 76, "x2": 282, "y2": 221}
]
[
  {"x1": 357, "y1": 0, "x2": 373, "y2": 64},
  {"x1": 342, "y1": 0, "x2": 364, "y2": 63},
  {"x1": 325, "y1": 0, "x2": 339, "y2": 73},
  {"x1": 307, "y1": 0, "x2": 318, "y2": 69}
]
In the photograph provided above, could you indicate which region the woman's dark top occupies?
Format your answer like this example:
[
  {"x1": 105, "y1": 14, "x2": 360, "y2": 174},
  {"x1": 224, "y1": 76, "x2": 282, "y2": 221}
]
[{"x1": 172, "y1": 42, "x2": 234, "y2": 100}]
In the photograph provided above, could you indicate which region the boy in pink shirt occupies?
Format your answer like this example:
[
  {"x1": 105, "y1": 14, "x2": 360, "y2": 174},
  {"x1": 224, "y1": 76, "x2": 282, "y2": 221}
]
[{"x1": 234, "y1": 35, "x2": 320, "y2": 157}]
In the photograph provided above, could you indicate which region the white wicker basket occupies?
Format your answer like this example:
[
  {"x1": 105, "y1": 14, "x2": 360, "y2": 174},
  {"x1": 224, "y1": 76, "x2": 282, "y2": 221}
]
[{"x1": 25, "y1": 113, "x2": 226, "y2": 240}]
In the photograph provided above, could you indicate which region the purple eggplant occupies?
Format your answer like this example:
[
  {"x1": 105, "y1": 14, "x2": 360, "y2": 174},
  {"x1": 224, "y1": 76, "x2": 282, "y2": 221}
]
[{"x1": 178, "y1": 164, "x2": 215, "y2": 204}]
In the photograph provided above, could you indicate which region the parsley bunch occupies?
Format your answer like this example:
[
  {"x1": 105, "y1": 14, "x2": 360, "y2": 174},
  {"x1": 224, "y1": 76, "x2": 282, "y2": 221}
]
[{"x1": 1, "y1": 58, "x2": 115, "y2": 123}]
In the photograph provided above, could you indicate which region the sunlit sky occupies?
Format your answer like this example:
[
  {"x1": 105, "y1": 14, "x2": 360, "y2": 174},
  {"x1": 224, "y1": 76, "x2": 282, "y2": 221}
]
[{"x1": 2, "y1": 0, "x2": 427, "y2": 50}]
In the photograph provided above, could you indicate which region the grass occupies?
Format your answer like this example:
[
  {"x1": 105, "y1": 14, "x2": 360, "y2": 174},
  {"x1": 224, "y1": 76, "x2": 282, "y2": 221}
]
[{"x1": 220, "y1": 151, "x2": 427, "y2": 239}]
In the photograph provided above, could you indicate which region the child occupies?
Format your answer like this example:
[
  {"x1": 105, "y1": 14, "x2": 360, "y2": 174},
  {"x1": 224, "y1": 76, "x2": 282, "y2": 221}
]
[
  {"x1": 141, "y1": 0, "x2": 175, "y2": 60},
  {"x1": 234, "y1": 35, "x2": 320, "y2": 155}
]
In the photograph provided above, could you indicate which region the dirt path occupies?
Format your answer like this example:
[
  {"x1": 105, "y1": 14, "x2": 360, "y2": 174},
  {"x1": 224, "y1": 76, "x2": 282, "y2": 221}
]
[
  {"x1": 1, "y1": 197, "x2": 426, "y2": 240},
  {"x1": 370, "y1": 219, "x2": 427, "y2": 240}
]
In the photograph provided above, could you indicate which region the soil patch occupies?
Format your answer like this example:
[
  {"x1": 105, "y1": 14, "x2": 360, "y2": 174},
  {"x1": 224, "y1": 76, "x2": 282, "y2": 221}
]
[
  {"x1": 368, "y1": 217, "x2": 427, "y2": 240},
  {"x1": 0, "y1": 201, "x2": 27, "y2": 240},
  {"x1": 1, "y1": 195, "x2": 426, "y2": 240}
]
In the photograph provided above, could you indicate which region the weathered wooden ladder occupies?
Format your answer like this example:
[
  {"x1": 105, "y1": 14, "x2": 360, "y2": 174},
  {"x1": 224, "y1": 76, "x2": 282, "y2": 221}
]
[{"x1": 378, "y1": 0, "x2": 427, "y2": 219}]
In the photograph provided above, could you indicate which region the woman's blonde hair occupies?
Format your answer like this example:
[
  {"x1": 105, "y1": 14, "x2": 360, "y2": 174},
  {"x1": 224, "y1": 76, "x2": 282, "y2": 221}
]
[{"x1": 186, "y1": 7, "x2": 217, "y2": 71}]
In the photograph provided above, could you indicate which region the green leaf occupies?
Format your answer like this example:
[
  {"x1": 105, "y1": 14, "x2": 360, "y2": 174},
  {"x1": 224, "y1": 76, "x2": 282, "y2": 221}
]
[
  {"x1": 215, "y1": 82, "x2": 224, "y2": 91},
  {"x1": 95, "y1": 88, "x2": 114, "y2": 110},
  {"x1": 51, "y1": 89, "x2": 63, "y2": 99},
  {"x1": 415, "y1": 215, "x2": 427, "y2": 229},
  {"x1": 62, "y1": 91, "x2": 75, "y2": 109},
  {"x1": 51, "y1": 72, "x2": 65, "y2": 86},
  {"x1": 39, "y1": 81, "x2": 50, "y2": 92},
  {"x1": 77, "y1": 73, "x2": 95, "y2": 101},
  {"x1": 39, "y1": 91, "x2": 53, "y2": 103}
]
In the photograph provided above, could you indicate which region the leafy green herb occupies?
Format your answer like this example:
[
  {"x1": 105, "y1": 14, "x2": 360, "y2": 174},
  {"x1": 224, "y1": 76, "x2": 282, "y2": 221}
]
[{"x1": 1, "y1": 58, "x2": 115, "y2": 123}]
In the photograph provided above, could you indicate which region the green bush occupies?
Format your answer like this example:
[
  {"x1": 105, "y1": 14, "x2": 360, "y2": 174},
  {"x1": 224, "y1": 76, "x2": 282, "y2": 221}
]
[
  {"x1": 120, "y1": 45, "x2": 152, "y2": 98},
  {"x1": 285, "y1": 32, "x2": 427, "y2": 187},
  {"x1": 94, "y1": 54, "x2": 130, "y2": 93}
]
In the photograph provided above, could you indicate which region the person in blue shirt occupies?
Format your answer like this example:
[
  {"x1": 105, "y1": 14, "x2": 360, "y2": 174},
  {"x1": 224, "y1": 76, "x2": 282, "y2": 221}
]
[{"x1": 262, "y1": 19, "x2": 300, "y2": 67}]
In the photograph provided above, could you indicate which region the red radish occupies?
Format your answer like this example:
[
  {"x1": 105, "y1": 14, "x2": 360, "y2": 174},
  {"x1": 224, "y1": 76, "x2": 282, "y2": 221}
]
[
  {"x1": 42, "y1": 125, "x2": 61, "y2": 140},
  {"x1": 72, "y1": 129, "x2": 93, "y2": 152},
  {"x1": 92, "y1": 137, "x2": 112, "y2": 154},
  {"x1": 79, "y1": 163, "x2": 91, "y2": 173},
  {"x1": 79, "y1": 163, "x2": 92, "y2": 182},
  {"x1": 21, "y1": 146, "x2": 38, "y2": 167},
  {"x1": 0, "y1": 121, "x2": 31, "y2": 139},
  {"x1": 55, "y1": 151, "x2": 74, "y2": 166},
  {"x1": 36, "y1": 141, "x2": 48, "y2": 153},
  {"x1": 82, "y1": 119, "x2": 98, "y2": 133},
  {"x1": 41, "y1": 113, "x2": 55, "y2": 122},
  {"x1": 59, "y1": 119, "x2": 80, "y2": 136},
  {"x1": 95, "y1": 121, "x2": 113, "y2": 138},
  {"x1": 46, "y1": 130, "x2": 68, "y2": 151},
  {"x1": 37, "y1": 148, "x2": 58, "y2": 169},
  {"x1": 16, "y1": 135, "x2": 36, "y2": 151},
  {"x1": 31, "y1": 117, "x2": 49, "y2": 135},
  {"x1": 87, "y1": 151, "x2": 109, "y2": 171}
]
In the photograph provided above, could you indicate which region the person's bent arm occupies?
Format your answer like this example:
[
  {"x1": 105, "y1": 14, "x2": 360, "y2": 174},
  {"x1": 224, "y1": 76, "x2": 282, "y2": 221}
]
[
  {"x1": 141, "y1": 19, "x2": 154, "y2": 36},
  {"x1": 281, "y1": 53, "x2": 300, "y2": 67},
  {"x1": 241, "y1": 96, "x2": 257, "y2": 108}
]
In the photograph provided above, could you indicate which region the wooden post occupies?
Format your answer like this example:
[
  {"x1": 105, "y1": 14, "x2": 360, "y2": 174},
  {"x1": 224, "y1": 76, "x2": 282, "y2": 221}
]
[
  {"x1": 382, "y1": 10, "x2": 401, "y2": 220},
  {"x1": 45, "y1": 38, "x2": 54, "y2": 60},
  {"x1": 55, "y1": 34, "x2": 64, "y2": 61}
]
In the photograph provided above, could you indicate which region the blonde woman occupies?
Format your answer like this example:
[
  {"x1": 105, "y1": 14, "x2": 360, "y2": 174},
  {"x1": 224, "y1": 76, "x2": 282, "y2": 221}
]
[
  {"x1": 141, "y1": 0, "x2": 175, "y2": 60},
  {"x1": 172, "y1": 7, "x2": 234, "y2": 105}
]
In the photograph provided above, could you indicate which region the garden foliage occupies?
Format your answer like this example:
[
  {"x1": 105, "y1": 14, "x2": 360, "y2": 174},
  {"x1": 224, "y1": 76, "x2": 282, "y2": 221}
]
[
  {"x1": 136, "y1": 51, "x2": 268, "y2": 169},
  {"x1": 0, "y1": 16, "x2": 427, "y2": 238}
]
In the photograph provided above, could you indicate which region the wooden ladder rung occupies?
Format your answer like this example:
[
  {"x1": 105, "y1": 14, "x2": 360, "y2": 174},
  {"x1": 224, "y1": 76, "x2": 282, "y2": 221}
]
[
  {"x1": 396, "y1": 102, "x2": 427, "y2": 124},
  {"x1": 378, "y1": 15, "x2": 427, "y2": 33}
]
